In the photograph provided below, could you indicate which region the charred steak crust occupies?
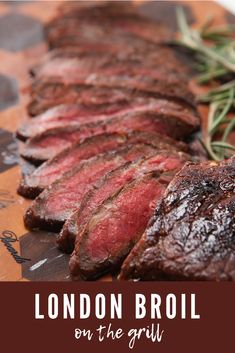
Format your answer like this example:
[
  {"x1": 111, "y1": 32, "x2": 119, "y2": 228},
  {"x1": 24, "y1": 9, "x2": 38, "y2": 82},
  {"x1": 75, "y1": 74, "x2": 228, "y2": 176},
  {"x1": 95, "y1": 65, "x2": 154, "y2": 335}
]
[
  {"x1": 31, "y1": 69, "x2": 195, "y2": 112},
  {"x1": 58, "y1": 151, "x2": 190, "y2": 254},
  {"x1": 28, "y1": 83, "x2": 197, "y2": 117},
  {"x1": 119, "y1": 157, "x2": 235, "y2": 281},
  {"x1": 17, "y1": 97, "x2": 197, "y2": 141},
  {"x1": 18, "y1": 131, "x2": 188, "y2": 199}
]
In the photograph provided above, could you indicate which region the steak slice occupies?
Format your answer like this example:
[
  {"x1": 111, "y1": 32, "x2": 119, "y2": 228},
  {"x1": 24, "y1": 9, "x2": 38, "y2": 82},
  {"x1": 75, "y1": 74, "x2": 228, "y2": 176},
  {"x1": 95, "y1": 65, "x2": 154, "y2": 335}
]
[
  {"x1": 28, "y1": 85, "x2": 132, "y2": 116},
  {"x1": 24, "y1": 143, "x2": 159, "y2": 231},
  {"x1": 18, "y1": 131, "x2": 187, "y2": 198},
  {"x1": 46, "y1": 10, "x2": 171, "y2": 47},
  {"x1": 55, "y1": 0, "x2": 132, "y2": 17},
  {"x1": 32, "y1": 67, "x2": 193, "y2": 108},
  {"x1": 28, "y1": 83, "x2": 196, "y2": 117},
  {"x1": 48, "y1": 1, "x2": 139, "y2": 31},
  {"x1": 17, "y1": 103, "x2": 119, "y2": 141},
  {"x1": 69, "y1": 172, "x2": 167, "y2": 280},
  {"x1": 21, "y1": 109, "x2": 199, "y2": 164},
  {"x1": 17, "y1": 100, "x2": 141, "y2": 141},
  {"x1": 31, "y1": 46, "x2": 185, "y2": 81},
  {"x1": 119, "y1": 157, "x2": 235, "y2": 281},
  {"x1": 59, "y1": 151, "x2": 189, "y2": 253},
  {"x1": 18, "y1": 97, "x2": 198, "y2": 141},
  {"x1": 33, "y1": 55, "x2": 118, "y2": 82}
]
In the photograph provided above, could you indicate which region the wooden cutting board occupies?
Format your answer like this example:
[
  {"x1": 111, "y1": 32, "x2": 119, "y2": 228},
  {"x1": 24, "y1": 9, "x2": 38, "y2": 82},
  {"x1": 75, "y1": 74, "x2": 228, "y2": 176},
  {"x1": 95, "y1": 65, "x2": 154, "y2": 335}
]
[{"x1": 0, "y1": 0, "x2": 232, "y2": 281}]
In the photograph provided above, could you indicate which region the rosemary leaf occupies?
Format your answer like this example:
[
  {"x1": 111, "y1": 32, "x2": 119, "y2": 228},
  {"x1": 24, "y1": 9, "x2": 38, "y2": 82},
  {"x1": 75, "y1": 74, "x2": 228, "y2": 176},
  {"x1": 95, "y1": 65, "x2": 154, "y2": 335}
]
[
  {"x1": 209, "y1": 88, "x2": 234, "y2": 133},
  {"x1": 196, "y1": 67, "x2": 228, "y2": 84},
  {"x1": 176, "y1": 7, "x2": 235, "y2": 161},
  {"x1": 222, "y1": 118, "x2": 235, "y2": 142},
  {"x1": 211, "y1": 141, "x2": 235, "y2": 151}
]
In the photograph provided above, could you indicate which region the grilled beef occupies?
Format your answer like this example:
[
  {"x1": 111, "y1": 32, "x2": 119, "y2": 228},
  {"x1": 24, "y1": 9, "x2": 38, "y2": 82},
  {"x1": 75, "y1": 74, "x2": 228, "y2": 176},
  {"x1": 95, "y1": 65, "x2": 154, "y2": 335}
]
[
  {"x1": 55, "y1": 1, "x2": 146, "y2": 21},
  {"x1": 31, "y1": 46, "x2": 187, "y2": 82},
  {"x1": 29, "y1": 83, "x2": 196, "y2": 117},
  {"x1": 33, "y1": 55, "x2": 120, "y2": 82},
  {"x1": 31, "y1": 44, "x2": 186, "y2": 78},
  {"x1": 21, "y1": 109, "x2": 199, "y2": 164},
  {"x1": 119, "y1": 157, "x2": 235, "y2": 281},
  {"x1": 32, "y1": 68, "x2": 194, "y2": 109},
  {"x1": 18, "y1": 131, "x2": 187, "y2": 198},
  {"x1": 69, "y1": 172, "x2": 168, "y2": 280},
  {"x1": 59, "y1": 152, "x2": 189, "y2": 254},
  {"x1": 18, "y1": 97, "x2": 198, "y2": 141},
  {"x1": 28, "y1": 85, "x2": 132, "y2": 116},
  {"x1": 46, "y1": 9, "x2": 171, "y2": 48},
  {"x1": 17, "y1": 103, "x2": 125, "y2": 141},
  {"x1": 24, "y1": 143, "x2": 160, "y2": 231}
]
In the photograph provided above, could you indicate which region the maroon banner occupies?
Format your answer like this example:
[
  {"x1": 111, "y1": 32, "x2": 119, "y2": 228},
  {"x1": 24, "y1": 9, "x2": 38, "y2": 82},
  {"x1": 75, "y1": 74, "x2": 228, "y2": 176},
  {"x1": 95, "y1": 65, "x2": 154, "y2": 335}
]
[{"x1": 0, "y1": 282, "x2": 234, "y2": 352}]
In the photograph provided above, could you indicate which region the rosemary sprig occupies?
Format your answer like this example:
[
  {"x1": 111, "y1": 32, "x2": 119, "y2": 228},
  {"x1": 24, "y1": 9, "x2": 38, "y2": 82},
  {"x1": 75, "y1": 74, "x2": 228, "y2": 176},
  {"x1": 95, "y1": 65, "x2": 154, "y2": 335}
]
[
  {"x1": 209, "y1": 87, "x2": 234, "y2": 134},
  {"x1": 176, "y1": 7, "x2": 235, "y2": 73},
  {"x1": 176, "y1": 7, "x2": 235, "y2": 161}
]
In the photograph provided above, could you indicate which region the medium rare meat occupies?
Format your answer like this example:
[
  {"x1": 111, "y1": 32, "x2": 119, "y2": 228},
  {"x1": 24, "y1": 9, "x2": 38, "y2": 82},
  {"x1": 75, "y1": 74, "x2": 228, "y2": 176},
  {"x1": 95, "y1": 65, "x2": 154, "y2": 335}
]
[
  {"x1": 28, "y1": 83, "x2": 196, "y2": 117},
  {"x1": 59, "y1": 151, "x2": 189, "y2": 253},
  {"x1": 69, "y1": 172, "x2": 167, "y2": 280},
  {"x1": 47, "y1": 1, "x2": 139, "y2": 32},
  {"x1": 18, "y1": 97, "x2": 198, "y2": 141},
  {"x1": 21, "y1": 109, "x2": 199, "y2": 164},
  {"x1": 28, "y1": 85, "x2": 132, "y2": 116},
  {"x1": 55, "y1": 1, "x2": 133, "y2": 17},
  {"x1": 119, "y1": 157, "x2": 235, "y2": 281},
  {"x1": 33, "y1": 56, "x2": 119, "y2": 82},
  {"x1": 17, "y1": 103, "x2": 124, "y2": 141},
  {"x1": 18, "y1": 131, "x2": 187, "y2": 198},
  {"x1": 32, "y1": 67, "x2": 194, "y2": 108},
  {"x1": 31, "y1": 46, "x2": 186, "y2": 81},
  {"x1": 30, "y1": 45, "x2": 118, "y2": 76},
  {"x1": 31, "y1": 44, "x2": 186, "y2": 78},
  {"x1": 17, "y1": 100, "x2": 141, "y2": 140},
  {"x1": 24, "y1": 143, "x2": 159, "y2": 231},
  {"x1": 81, "y1": 68, "x2": 194, "y2": 108},
  {"x1": 50, "y1": 1, "x2": 144, "y2": 24},
  {"x1": 46, "y1": 9, "x2": 171, "y2": 47}
]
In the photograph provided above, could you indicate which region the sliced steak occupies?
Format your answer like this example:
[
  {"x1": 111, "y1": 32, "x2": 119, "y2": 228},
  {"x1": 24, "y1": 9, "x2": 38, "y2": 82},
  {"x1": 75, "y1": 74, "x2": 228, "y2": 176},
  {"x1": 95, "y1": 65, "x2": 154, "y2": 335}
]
[
  {"x1": 17, "y1": 103, "x2": 118, "y2": 141},
  {"x1": 119, "y1": 157, "x2": 235, "y2": 281},
  {"x1": 59, "y1": 151, "x2": 189, "y2": 253},
  {"x1": 48, "y1": 2, "x2": 139, "y2": 29},
  {"x1": 17, "y1": 100, "x2": 140, "y2": 141},
  {"x1": 28, "y1": 85, "x2": 132, "y2": 116},
  {"x1": 29, "y1": 83, "x2": 196, "y2": 117},
  {"x1": 81, "y1": 68, "x2": 194, "y2": 107},
  {"x1": 30, "y1": 45, "x2": 118, "y2": 76},
  {"x1": 32, "y1": 67, "x2": 194, "y2": 108},
  {"x1": 18, "y1": 97, "x2": 198, "y2": 141},
  {"x1": 33, "y1": 55, "x2": 118, "y2": 82},
  {"x1": 69, "y1": 172, "x2": 167, "y2": 280},
  {"x1": 31, "y1": 44, "x2": 185, "y2": 78},
  {"x1": 55, "y1": 0, "x2": 130, "y2": 18},
  {"x1": 32, "y1": 46, "x2": 186, "y2": 81},
  {"x1": 21, "y1": 109, "x2": 199, "y2": 164},
  {"x1": 18, "y1": 131, "x2": 187, "y2": 198},
  {"x1": 24, "y1": 143, "x2": 160, "y2": 231}
]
